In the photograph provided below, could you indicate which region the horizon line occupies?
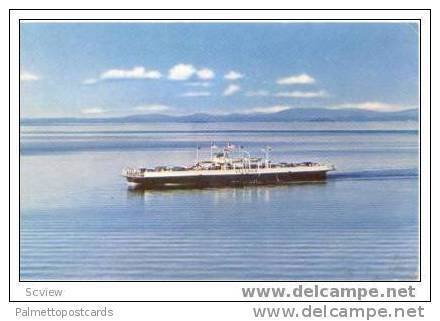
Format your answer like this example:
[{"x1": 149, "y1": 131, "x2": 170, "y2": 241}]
[{"x1": 20, "y1": 106, "x2": 418, "y2": 120}]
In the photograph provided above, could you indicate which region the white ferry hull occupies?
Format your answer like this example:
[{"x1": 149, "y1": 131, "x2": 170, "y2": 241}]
[{"x1": 124, "y1": 166, "x2": 333, "y2": 189}]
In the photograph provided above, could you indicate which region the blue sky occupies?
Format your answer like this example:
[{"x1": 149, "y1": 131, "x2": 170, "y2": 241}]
[{"x1": 20, "y1": 22, "x2": 419, "y2": 118}]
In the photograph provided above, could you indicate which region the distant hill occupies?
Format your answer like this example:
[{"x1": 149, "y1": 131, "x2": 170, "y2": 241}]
[{"x1": 21, "y1": 108, "x2": 419, "y2": 125}]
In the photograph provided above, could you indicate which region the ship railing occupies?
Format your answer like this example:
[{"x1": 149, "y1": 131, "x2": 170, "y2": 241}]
[{"x1": 122, "y1": 167, "x2": 145, "y2": 177}]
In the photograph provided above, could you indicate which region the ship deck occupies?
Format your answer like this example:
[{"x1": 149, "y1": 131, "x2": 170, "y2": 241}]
[
  {"x1": 125, "y1": 164, "x2": 333, "y2": 178},
  {"x1": 123, "y1": 164, "x2": 335, "y2": 188}
]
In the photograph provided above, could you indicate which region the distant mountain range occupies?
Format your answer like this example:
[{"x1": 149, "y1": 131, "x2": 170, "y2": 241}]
[{"x1": 21, "y1": 108, "x2": 418, "y2": 125}]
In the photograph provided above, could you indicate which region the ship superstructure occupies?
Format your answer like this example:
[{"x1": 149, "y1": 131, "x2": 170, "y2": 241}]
[{"x1": 122, "y1": 143, "x2": 335, "y2": 188}]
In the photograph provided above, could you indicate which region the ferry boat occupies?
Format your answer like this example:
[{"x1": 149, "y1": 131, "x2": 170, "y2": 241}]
[{"x1": 122, "y1": 143, "x2": 335, "y2": 188}]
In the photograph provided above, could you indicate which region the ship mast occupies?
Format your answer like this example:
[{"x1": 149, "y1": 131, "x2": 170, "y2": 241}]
[
  {"x1": 210, "y1": 142, "x2": 217, "y2": 161},
  {"x1": 265, "y1": 145, "x2": 272, "y2": 168}
]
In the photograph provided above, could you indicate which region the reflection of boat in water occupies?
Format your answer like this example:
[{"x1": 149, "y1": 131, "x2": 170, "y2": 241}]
[
  {"x1": 122, "y1": 143, "x2": 335, "y2": 189},
  {"x1": 126, "y1": 180, "x2": 329, "y2": 195}
]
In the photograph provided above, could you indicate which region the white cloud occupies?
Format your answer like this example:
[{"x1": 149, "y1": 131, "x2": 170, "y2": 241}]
[
  {"x1": 224, "y1": 70, "x2": 244, "y2": 80},
  {"x1": 277, "y1": 73, "x2": 315, "y2": 85},
  {"x1": 185, "y1": 82, "x2": 211, "y2": 87},
  {"x1": 196, "y1": 68, "x2": 215, "y2": 80},
  {"x1": 244, "y1": 105, "x2": 292, "y2": 114},
  {"x1": 181, "y1": 91, "x2": 211, "y2": 97},
  {"x1": 85, "y1": 64, "x2": 215, "y2": 83},
  {"x1": 331, "y1": 102, "x2": 412, "y2": 112},
  {"x1": 223, "y1": 84, "x2": 241, "y2": 96},
  {"x1": 168, "y1": 64, "x2": 197, "y2": 80},
  {"x1": 245, "y1": 90, "x2": 269, "y2": 97},
  {"x1": 81, "y1": 108, "x2": 106, "y2": 115},
  {"x1": 134, "y1": 104, "x2": 171, "y2": 113},
  {"x1": 83, "y1": 78, "x2": 98, "y2": 85},
  {"x1": 169, "y1": 64, "x2": 215, "y2": 81},
  {"x1": 20, "y1": 71, "x2": 39, "y2": 81},
  {"x1": 275, "y1": 90, "x2": 327, "y2": 98},
  {"x1": 101, "y1": 66, "x2": 162, "y2": 80},
  {"x1": 82, "y1": 67, "x2": 161, "y2": 84}
]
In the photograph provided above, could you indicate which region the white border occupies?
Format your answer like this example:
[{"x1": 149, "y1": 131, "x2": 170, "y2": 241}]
[{"x1": 9, "y1": 9, "x2": 431, "y2": 302}]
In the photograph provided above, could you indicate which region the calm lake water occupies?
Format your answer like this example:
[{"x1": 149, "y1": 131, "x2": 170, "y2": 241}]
[{"x1": 20, "y1": 121, "x2": 419, "y2": 280}]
